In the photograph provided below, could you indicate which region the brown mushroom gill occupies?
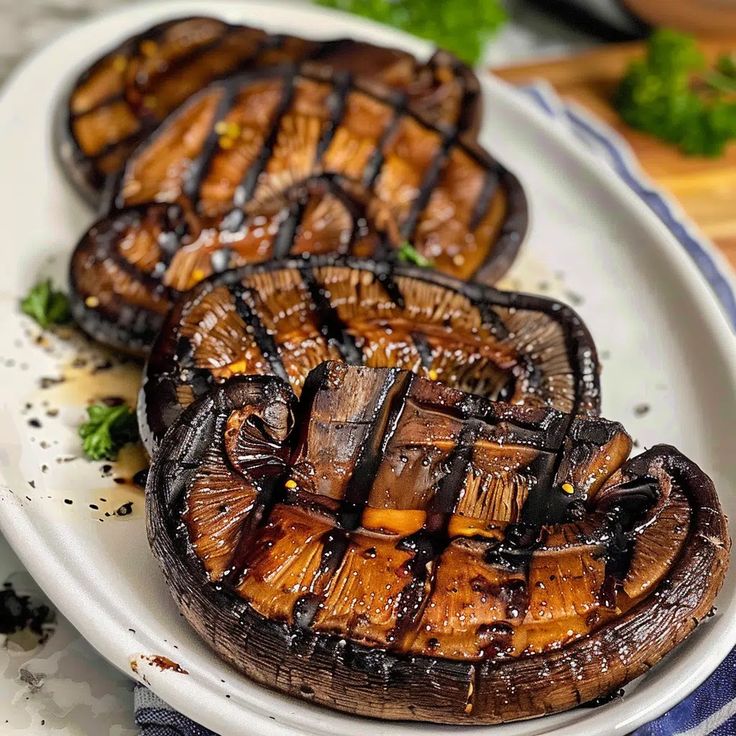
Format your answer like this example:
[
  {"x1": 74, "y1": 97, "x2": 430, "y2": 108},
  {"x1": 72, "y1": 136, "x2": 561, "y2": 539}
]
[
  {"x1": 110, "y1": 64, "x2": 520, "y2": 277},
  {"x1": 146, "y1": 361, "x2": 730, "y2": 724},
  {"x1": 60, "y1": 15, "x2": 481, "y2": 203},
  {"x1": 139, "y1": 259, "x2": 601, "y2": 453}
]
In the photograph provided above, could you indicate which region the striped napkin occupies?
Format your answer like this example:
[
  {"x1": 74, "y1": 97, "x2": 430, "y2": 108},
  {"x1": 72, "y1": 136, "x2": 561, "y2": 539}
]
[{"x1": 134, "y1": 81, "x2": 736, "y2": 736}]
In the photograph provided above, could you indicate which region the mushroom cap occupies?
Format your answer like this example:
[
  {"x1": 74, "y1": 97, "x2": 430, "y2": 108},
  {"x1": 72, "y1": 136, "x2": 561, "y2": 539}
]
[
  {"x1": 68, "y1": 59, "x2": 526, "y2": 356},
  {"x1": 139, "y1": 257, "x2": 600, "y2": 454},
  {"x1": 70, "y1": 175, "x2": 402, "y2": 354},
  {"x1": 146, "y1": 361, "x2": 730, "y2": 724}
]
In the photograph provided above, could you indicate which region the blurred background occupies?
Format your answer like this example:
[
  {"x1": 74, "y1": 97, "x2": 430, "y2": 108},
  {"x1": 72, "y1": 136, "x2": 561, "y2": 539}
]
[
  {"x1": 0, "y1": 0, "x2": 651, "y2": 79},
  {"x1": 4, "y1": 0, "x2": 736, "y2": 81}
]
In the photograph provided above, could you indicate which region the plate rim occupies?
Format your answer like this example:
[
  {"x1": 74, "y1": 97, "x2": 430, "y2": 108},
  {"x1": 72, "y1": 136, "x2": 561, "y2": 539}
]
[{"x1": 0, "y1": 2, "x2": 735, "y2": 735}]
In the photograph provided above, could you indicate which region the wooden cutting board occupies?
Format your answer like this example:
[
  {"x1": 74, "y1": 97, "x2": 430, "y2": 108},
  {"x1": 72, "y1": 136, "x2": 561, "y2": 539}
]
[{"x1": 493, "y1": 39, "x2": 736, "y2": 271}]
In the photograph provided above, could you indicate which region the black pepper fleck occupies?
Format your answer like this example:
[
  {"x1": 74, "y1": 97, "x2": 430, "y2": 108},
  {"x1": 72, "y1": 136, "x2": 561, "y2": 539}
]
[
  {"x1": 39, "y1": 377, "x2": 63, "y2": 389},
  {"x1": 116, "y1": 502, "x2": 133, "y2": 516}
]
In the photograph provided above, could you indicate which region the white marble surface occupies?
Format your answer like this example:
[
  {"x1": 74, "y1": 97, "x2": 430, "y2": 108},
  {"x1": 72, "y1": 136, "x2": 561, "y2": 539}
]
[
  {"x1": 0, "y1": 536, "x2": 137, "y2": 735},
  {"x1": 0, "y1": 2, "x2": 597, "y2": 734}
]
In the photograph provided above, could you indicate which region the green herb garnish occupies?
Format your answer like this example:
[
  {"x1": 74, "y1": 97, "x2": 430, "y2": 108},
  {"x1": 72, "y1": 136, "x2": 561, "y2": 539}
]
[
  {"x1": 79, "y1": 403, "x2": 139, "y2": 461},
  {"x1": 20, "y1": 280, "x2": 71, "y2": 328},
  {"x1": 316, "y1": 0, "x2": 506, "y2": 64},
  {"x1": 397, "y1": 241, "x2": 434, "y2": 267},
  {"x1": 615, "y1": 29, "x2": 736, "y2": 157}
]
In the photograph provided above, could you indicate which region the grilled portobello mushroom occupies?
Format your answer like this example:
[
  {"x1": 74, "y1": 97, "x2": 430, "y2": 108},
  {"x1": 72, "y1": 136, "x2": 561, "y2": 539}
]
[
  {"x1": 109, "y1": 64, "x2": 518, "y2": 253},
  {"x1": 71, "y1": 175, "x2": 400, "y2": 355},
  {"x1": 146, "y1": 361, "x2": 730, "y2": 724},
  {"x1": 139, "y1": 258, "x2": 600, "y2": 454},
  {"x1": 58, "y1": 15, "x2": 481, "y2": 204},
  {"x1": 68, "y1": 64, "x2": 526, "y2": 356}
]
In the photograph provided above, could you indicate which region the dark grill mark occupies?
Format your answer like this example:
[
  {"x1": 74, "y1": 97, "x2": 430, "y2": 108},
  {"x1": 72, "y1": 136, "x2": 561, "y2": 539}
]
[
  {"x1": 473, "y1": 299, "x2": 509, "y2": 339},
  {"x1": 400, "y1": 136, "x2": 451, "y2": 241},
  {"x1": 390, "y1": 420, "x2": 483, "y2": 649},
  {"x1": 341, "y1": 370, "x2": 414, "y2": 523},
  {"x1": 361, "y1": 95, "x2": 407, "y2": 189},
  {"x1": 185, "y1": 89, "x2": 238, "y2": 204},
  {"x1": 71, "y1": 91, "x2": 127, "y2": 121},
  {"x1": 410, "y1": 331, "x2": 434, "y2": 369},
  {"x1": 231, "y1": 285, "x2": 288, "y2": 382},
  {"x1": 372, "y1": 264, "x2": 405, "y2": 308},
  {"x1": 292, "y1": 370, "x2": 414, "y2": 629},
  {"x1": 87, "y1": 128, "x2": 139, "y2": 163},
  {"x1": 315, "y1": 72, "x2": 352, "y2": 162},
  {"x1": 272, "y1": 199, "x2": 307, "y2": 259},
  {"x1": 470, "y1": 168, "x2": 500, "y2": 231},
  {"x1": 301, "y1": 269, "x2": 362, "y2": 365}
]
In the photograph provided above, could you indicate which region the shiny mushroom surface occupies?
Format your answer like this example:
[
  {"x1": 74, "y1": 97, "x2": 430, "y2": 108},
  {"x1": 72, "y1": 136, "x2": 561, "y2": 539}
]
[
  {"x1": 139, "y1": 258, "x2": 601, "y2": 454},
  {"x1": 70, "y1": 175, "x2": 402, "y2": 354},
  {"x1": 146, "y1": 361, "x2": 730, "y2": 724},
  {"x1": 58, "y1": 15, "x2": 481, "y2": 204},
  {"x1": 68, "y1": 62, "x2": 526, "y2": 356}
]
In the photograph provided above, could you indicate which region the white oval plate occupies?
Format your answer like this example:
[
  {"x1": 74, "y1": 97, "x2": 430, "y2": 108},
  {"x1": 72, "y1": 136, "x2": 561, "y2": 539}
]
[{"x1": 0, "y1": 2, "x2": 734, "y2": 735}]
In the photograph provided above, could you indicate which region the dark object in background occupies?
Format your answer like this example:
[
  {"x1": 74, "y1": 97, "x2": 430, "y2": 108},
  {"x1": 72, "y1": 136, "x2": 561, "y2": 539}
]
[
  {"x1": 526, "y1": 0, "x2": 736, "y2": 39},
  {"x1": 622, "y1": 1, "x2": 736, "y2": 36},
  {"x1": 519, "y1": 0, "x2": 648, "y2": 41}
]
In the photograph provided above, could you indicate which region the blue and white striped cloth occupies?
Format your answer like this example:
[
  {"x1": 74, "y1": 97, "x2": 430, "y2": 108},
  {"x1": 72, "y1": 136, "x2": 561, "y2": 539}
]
[{"x1": 134, "y1": 82, "x2": 736, "y2": 736}]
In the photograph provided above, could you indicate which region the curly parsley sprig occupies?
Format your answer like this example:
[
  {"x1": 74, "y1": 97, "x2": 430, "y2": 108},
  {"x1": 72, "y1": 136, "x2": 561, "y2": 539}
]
[
  {"x1": 316, "y1": 0, "x2": 506, "y2": 64},
  {"x1": 20, "y1": 280, "x2": 71, "y2": 328},
  {"x1": 615, "y1": 30, "x2": 736, "y2": 157},
  {"x1": 79, "y1": 403, "x2": 139, "y2": 461}
]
